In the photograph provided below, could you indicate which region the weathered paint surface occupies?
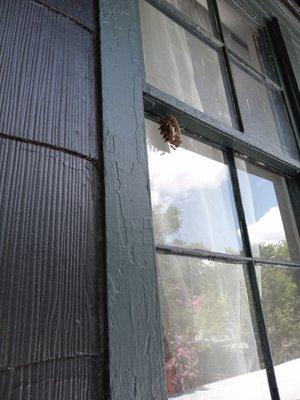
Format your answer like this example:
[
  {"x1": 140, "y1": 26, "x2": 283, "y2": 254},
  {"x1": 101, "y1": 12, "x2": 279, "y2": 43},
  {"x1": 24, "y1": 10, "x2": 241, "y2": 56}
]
[
  {"x1": 99, "y1": 0, "x2": 167, "y2": 398},
  {"x1": 0, "y1": 0, "x2": 299, "y2": 399}
]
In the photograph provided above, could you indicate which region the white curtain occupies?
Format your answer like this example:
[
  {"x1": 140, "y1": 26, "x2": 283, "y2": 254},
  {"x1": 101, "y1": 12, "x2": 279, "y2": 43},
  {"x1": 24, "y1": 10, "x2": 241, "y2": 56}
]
[
  {"x1": 157, "y1": 254, "x2": 268, "y2": 399},
  {"x1": 140, "y1": 0, "x2": 204, "y2": 111},
  {"x1": 145, "y1": 119, "x2": 266, "y2": 397}
]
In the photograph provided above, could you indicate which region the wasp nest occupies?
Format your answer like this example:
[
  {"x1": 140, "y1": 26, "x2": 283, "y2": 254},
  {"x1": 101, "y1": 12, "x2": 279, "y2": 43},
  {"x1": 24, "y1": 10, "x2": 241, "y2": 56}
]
[{"x1": 159, "y1": 116, "x2": 182, "y2": 150}]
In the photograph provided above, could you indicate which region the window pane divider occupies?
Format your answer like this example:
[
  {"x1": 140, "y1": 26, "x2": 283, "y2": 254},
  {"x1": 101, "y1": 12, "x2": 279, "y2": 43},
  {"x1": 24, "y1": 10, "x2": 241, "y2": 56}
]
[
  {"x1": 143, "y1": 83, "x2": 300, "y2": 175},
  {"x1": 145, "y1": 0, "x2": 224, "y2": 50},
  {"x1": 254, "y1": 258, "x2": 300, "y2": 268},
  {"x1": 156, "y1": 244, "x2": 251, "y2": 263},
  {"x1": 228, "y1": 49, "x2": 283, "y2": 92},
  {"x1": 209, "y1": 0, "x2": 245, "y2": 131},
  {"x1": 155, "y1": 247, "x2": 300, "y2": 268},
  {"x1": 227, "y1": 148, "x2": 280, "y2": 400},
  {"x1": 267, "y1": 18, "x2": 300, "y2": 151}
]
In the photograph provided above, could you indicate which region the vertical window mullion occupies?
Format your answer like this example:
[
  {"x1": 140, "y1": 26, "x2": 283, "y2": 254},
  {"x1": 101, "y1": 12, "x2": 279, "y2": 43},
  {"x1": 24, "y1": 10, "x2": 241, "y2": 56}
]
[
  {"x1": 226, "y1": 148, "x2": 281, "y2": 400},
  {"x1": 208, "y1": 0, "x2": 245, "y2": 131},
  {"x1": 267, "y1": 18, "x2": 300, "y2": 152}
]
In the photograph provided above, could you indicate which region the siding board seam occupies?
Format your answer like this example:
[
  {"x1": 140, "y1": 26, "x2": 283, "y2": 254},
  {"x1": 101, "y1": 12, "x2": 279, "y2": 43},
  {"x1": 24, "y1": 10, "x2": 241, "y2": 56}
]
[
  {"x1": 0, "y1": 354, "x2": 102, "y2": 374},
  {"x1": 30, "y1": 0, "x2": 95, "y2": 35},
  {"x1": 0, "y1": 131, "x2": 99, "y2": 165}
]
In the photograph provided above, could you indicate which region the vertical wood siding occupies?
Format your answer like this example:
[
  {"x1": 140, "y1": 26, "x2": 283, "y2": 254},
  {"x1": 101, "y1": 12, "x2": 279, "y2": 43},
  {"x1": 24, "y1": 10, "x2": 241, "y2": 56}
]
[
  {"x1": 39, "y1": 0, "x2": 97, "y2": 30},
  {"x1": 0, "y1": 1, "x2": 103, "y2": 399},
  {"x1": 0, "y1": 0, "x2": 98, "y2": 159}
]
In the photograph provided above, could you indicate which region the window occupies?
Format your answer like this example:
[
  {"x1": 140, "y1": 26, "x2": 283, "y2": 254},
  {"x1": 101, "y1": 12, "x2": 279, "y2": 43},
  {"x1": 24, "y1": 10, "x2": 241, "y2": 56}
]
[
  {"x1": 139, "y1": 0, "x2": 300, "y2": 399},
  {"x1": 236, "y1": 159, "x2": 300, "y2": 262},
  {"x1": 257, "y1": 264, "x2": 300, "y2": 399},
  {"x1": 140, "y1": 0, "x2": 232, "y2": 125},
  {"x1": 145, "y1": 117, "x2": 300, "y2": 400},
  {"x1": 140, "y1": 0, "x2": 299, "y2": 160},
  {"x1": 146, "y1": 119, "x2": 242, "y2": 254}
]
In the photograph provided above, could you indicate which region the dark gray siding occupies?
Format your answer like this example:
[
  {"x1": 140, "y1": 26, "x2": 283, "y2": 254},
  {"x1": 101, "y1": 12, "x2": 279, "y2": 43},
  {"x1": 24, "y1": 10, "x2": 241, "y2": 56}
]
[
  {"x1": 0, "y1": 1, "x2": 103, "y2": 399},
  {"x1": 40, "y1": 0, "x2": 96, "y2": 30},
  {"x1": 0, "y1": 0, "x2": 98, "y2": 158}
]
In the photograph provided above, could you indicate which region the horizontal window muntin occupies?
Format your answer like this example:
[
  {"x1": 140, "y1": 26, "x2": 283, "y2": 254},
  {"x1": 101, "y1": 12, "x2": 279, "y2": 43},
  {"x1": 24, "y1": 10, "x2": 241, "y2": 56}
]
[
  {"x1": 145, "y1": 116, "x2": 300, "y2": 266},
  {"x1": 229, "y1": 50, "x2": 282, "y2": 93},
  {"x1": 145, "y1": 117, "x2": 300, "y2": 398},
  {"x1": 140, "y1": 0, "x2": 234, "y2": 126},
  {"x1": 144, "y1": 91, "x2": 300, "y2": 176},
  {"x1": 141, "y1": 0, "x2": 299, "y2": 163},
  {"x1": 216, "y1": 0, "x2": 279, "y2": 82},
  {"x1": 154, "y1": 252, "x2": 300, "y2": 397},
  {"x1": 153, "y1": 253, "x2": 300, "y2": 398},
  {"x1": 145, "y1": 0, "x2": 224, "y2": 50},
  {"x1": 236, "y1": 157, "x2": 300, "y2": 263},
  {"x1": 156, "y1": 244, "x2": 300, "y2": 269},
  {"x1": 146, "y1": 118, "x2": 243, "y2": 255},
  {"x1": 144, "y1": 0, "x2": 282, "y2": 96},
  {"x1": 166, "y1": 0, "x2": 215, "y2": 36},
  {"x1": 141, "y1": 2, "x2": 300, "y2": 397},
  {"x1": 156, "y1": 253, "x2": 270, "y2": 398},
  {"x1": 230, "y1": 64, "x2": 299, "y2": 160}
]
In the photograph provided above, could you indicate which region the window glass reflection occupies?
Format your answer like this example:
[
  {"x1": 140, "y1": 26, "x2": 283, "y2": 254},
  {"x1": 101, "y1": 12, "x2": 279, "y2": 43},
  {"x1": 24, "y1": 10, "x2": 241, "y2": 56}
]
[
  {"x1": 166, "y1": 0, "x2": 213, "y2": 34},
  {"x1": 140, "y1": 0, "x2": 232, "y2": 126},
  {"x1": 158, "y1": 254, "x2": 271, "y2": 399},
  {"x1": 146, "y1": 119, "x2": 243, "y2": 254},
  {"x1": 257, "y1": 264, "x2": 300, "y2": 400},
  {"x1": 231, "y1": 64, "x2": 299, "y2": 161},
  {"x1": 236, "y1": 158, "x2": 300, "y2": 262},
  {"x1": 289, "y1": 35, "x2": 300, "y2": 88},
  {"x1": 217, "y1": 0, "x2": 277, "y2": 80}
]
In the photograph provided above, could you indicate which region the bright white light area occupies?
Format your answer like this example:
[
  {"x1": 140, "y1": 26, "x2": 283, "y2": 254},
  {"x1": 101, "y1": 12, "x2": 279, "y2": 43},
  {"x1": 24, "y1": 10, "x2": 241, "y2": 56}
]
[{"x1": 172, "y1": 358, "x2": 300, "y2": 400}]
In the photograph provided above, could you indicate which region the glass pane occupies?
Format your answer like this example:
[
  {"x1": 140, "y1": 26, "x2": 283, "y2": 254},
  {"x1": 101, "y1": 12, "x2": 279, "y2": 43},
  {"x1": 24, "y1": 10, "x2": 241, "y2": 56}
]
[
  {"x1": 166, "y1": 0, "x2": 213, "y2": 34},
  {"x1": 236, "y1": 158, "x2": 300, "y2": 262},
  {"x1": 257, "y1": 264, "x2": 300, "y2": 400},
  {"x1": 217, "y1": 0, "x2": 277, "y2": 80},
  {"x1": 231, "y1": 64, "x2": 299, "y2": 160},
  {"x1": 157, "y1": 254, "x2": 271, "y2": 399},
  {"x1": 289, "y1": 35, "x2": 300, "y2": 88},
  {"x1": 140, "y1": 0, "x2": 232, "y2": 126},
  {"x1": 146, "y1": 119, "x2": 243, "y2": 254}
]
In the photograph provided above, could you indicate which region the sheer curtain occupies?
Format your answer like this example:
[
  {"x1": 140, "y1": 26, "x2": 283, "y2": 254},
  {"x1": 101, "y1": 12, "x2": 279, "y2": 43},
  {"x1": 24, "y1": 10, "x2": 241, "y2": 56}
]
[
  {"x1": 140, "y1": 0, "x2": 233, "y2": 125},
  {"x1": 145, "y1": 119, "x2": 268, "y2": 398},
  {"x1": 157, "y1": 255, "x2": 269, "y2": 399},
  {"x1": 139, "y1": 0, "x2": 204, "y2": 111},
  {"x1": 146, "y1": 119, "x2": 242, "y2": 255}
]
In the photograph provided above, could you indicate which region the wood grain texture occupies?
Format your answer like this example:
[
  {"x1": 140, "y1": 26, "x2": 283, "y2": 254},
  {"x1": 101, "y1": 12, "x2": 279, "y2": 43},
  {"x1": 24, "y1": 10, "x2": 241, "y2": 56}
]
[
  {"x1": 39, "y1": 0, "x2": 97, "y2": 31},
  {"x1": 0, "y1": 357, "x2": 101, "y2": 400},
  {"x1": 0, "y1": 0, "x2": 98, "y2": 158},
  {"x1": 0, "y1": 139, "x2": 102, "y2": 386},
  {"x1": 100, "y1": 0, "x2": 167, "y2": 398}
]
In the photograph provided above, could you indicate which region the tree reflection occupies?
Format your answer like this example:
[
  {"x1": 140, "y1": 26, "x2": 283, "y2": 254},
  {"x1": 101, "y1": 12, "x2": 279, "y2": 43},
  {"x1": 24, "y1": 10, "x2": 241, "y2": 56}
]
[
  {"x1": 260, "y1": 264, "x2": 300, "y2": 366},
  {"x1": 153, "y1": 206, "x2": 300, "y2": 396}
]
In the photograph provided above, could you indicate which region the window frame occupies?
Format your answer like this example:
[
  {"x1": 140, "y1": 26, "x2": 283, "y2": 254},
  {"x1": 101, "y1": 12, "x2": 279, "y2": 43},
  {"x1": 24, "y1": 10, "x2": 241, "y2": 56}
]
[
  {"x1": 145, "y1": 114, "x2": 299, "y2": 400},
  {"x1": 99, "y1": 0, "x2": 300, "y2": 399},
  {"x1": 141, "y1": 0, "x2": 300, "y2": 174}
]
